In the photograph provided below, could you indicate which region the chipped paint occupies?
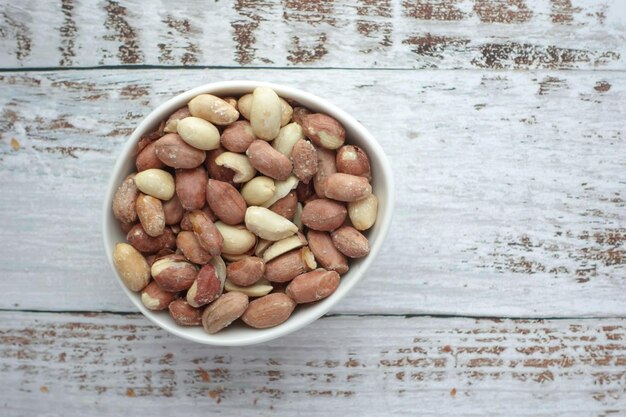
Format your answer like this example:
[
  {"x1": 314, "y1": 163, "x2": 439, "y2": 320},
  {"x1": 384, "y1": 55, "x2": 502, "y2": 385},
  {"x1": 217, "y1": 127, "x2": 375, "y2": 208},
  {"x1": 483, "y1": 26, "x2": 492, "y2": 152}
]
[{"x1": 102, "y1": 0, "x2": 143, "y2": 64}]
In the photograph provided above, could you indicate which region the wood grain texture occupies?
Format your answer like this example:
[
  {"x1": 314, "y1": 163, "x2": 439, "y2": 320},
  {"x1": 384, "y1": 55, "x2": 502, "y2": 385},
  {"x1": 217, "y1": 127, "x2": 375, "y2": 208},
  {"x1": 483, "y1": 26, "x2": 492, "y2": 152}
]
[
  {"x1": 1, "y1": 312, "x2": 625, "y2": 416},
  {"x1": 0, "y1": 0, "x2": 625, "y2": 69},
  {"x1": 0, "y1": 69, "x2": 624, "y2": 316}
]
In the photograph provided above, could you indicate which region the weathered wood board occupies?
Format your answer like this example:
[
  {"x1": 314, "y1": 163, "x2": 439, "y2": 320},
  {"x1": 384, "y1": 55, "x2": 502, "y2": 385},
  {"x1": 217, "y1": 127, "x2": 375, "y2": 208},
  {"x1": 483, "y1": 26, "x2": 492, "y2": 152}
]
[
  {"x1": 0, "y1": 0, "x2": 625, "y2": 69},
  {"x1": 1, "y1": 312, "x2": 625, "y2": 416},
  {"x1": 0, "y1": 69, "x2": 624, "y2": 316}
]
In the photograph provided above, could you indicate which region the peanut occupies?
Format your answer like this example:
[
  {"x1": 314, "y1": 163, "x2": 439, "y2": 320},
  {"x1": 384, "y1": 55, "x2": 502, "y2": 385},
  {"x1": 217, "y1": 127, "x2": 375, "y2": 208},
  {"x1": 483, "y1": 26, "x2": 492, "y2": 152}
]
[
  {"x1": 245, "y1": 206, "x2": 298, "y2": 241},
  {"x1": 241, "y1": 176, "x2": 275, "y2": 206},
  {"x1": 336, "y1": 145, "x2": 371, "y2": 180},
  {"x1": 188, "y1": 94, "x2": 239, "y2": 126},
  {"x1": 214, "y1": 222, "x2": 257, "y2": 255},
  {"x1": 189, "y1": 209, "x2": 224, "y2": 256},
  {"x1": 307, "y1": 230, "x2": 349, "y2": 274},
  {"x1": 136, "y1": 194, "x2": 165, "y2": 237},
  {"x1": 241, "y1": 293, "x2": 296, "y2": 329},
  {"x1": 177, "y1": 116, "x2": 220, "y2": 150},
  {"x1": 206, "y1": 179, "x2": 247, "y2": 225},
  {"x1": 302, "y1": 113, "x2": 345, "y2": 149},
  {"x1": 186, "y1": 263, "x2": 225, "y2": 307},
  {"x1": 313, "y1": 147, "x2": 337, "y2": 198},
  {"x1": 237, "y1": 94, "x2": 252, "y2": 120},
  {"x1": 292, "y1": 139, "x2": 318, "y2": 184},
  {"x1": 134, "y1": 169, "x2": 175, "y2": 201},
  {"x1": 151, "y1": 254, "x2": 198, "y2": 292},
  {"x1": 226, "y1": 256, "x2": 265, "y2": 287},
  {"x1": 113, "y1": 243, "x2": 151, "y2": 291},
  {"x1": 162, "y1": 194, "x2": 184, "y2": 225},
  {"x1": 221, "y1": 120, "x2": 256, "y2": 153},
  {"x1": 246, "y1": 140, "x2": 293, "y2": 180},
  {"x1": 225, "y1": 278, "x2": 273, "y2": 297},
  {"x1": 215, "y1": 151, "x2": 256, "y2": 183},
  {"x1": 331, "y1": 226, "x2": 370, "y2": 258},
  {"x1": 112, "y1": 174, "x2": 139, "y2": 224},
  {"x1": 168, "y1": 299, "x2": 202, "y2": 326},
  {"x1": 324, "y1": 173, "x2": 372, "y2": 202},
  {"x1": 269, "y1": 191, "x2": 297, "y2": 220},
  {"x1": 177, "y1": 231, "x2": 212, "y2": 264},
  {"x1": 164, "y1": 106, "x2": 191, "y2": 133},
  {"x1": 286, "y1": 269, "x2": 340, "y2": 304},
  {"x1": 136, "y1": 141, "x2": 165, "y2": 172},
  {"x1": 206, "y1": 147, "x2": 236, "y2": 184},
  {"x1": 141, "y1": 281, "x2": 177, "y2": 310},
  {"x1": 250, "y1": 87, "x2": 282, "y2": 140},
  {"x1": 261, "y1": 175, "x2": 298, "y2": 208},
  {"x1": 273, "y1": 122, "x2": 304, "y2": 157},
  {"x1": 202, "y1": 292, "x2": 249, "y2": 334},
  {"x1": 154, "y1": 133, "x2": 206, "y2": 169},
  {"x1": 175, "y1": 166, "x2": 207, "y2": 211},
  {"x1": 301, "y1": 198, "x2": 347, "y2": 231},
  {"x1": 126, "y1": 224, "x2": 176, "y2": 253},
  {"x1": 348, "y1": 193, "x2": 378, "y2": 231},
  {"x1": 263, "y1": 233, "x2": 307, "y2": 263},
  {"x1": 264, "y1": 247, "x2": 312, "y2": 283}
]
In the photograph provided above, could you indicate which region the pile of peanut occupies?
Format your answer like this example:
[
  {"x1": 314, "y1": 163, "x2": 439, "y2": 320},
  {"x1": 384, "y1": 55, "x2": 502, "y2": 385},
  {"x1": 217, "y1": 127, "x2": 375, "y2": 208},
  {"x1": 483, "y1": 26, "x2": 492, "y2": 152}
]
[{"x1": 112, "y1": 87, "x2": 378, "y2": 334}]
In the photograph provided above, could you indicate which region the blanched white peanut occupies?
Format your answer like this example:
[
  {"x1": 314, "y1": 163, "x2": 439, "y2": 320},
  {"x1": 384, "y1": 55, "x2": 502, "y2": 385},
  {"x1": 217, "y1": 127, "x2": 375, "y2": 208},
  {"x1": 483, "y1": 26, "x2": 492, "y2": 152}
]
[
  {"x1": 241, "y1": 176, "x2": 276, "y2": 206},
  {"x1": 263, "y1": 233, "x2": 308, "y2": 263},
  {"x1": 250, "y1": 87, "x2": 282, "y2": 140},
  {"x1": 237, "y1": 94, "x2": 252, "y2": 120},
  {"x1": 214, "y1": 221, "x2": 257, "y2": 255},
  {"x1": 261, "y1": 175, "x2": 299, "y2": 208},
  {"x1": 245, "y1": 206, "x2": 298, "y2": 241},
  {"x1": 254, "y1": 239, "x2": 272, "y2": 257},
  {"x1": 176, "y1": 116, "x2": 220, "y2": 150},
  {"x1": 188, "y1": 94, "x2": 239, "y2": 125},
  {"x1": 273, "y1": 122, "x2": 304, "y2": 157},
  {"x1": 215, "y1": 152, "x2": 256, "y2": 183},
  {"x1": 225, "y1": 278, "x2": 273, "y2": 297},
  {"x1": 134, "y1": 169, "x2": 175, "y2": 200},
  {"x1": 293, "y1": 202, "x2": 304, "y2": 231},
  {"x1": 278, "y1": 98, "x2": 293, "y2": 127},
  {"x1": 348, "y1": 193, "x2": 378, "y2": 231}
]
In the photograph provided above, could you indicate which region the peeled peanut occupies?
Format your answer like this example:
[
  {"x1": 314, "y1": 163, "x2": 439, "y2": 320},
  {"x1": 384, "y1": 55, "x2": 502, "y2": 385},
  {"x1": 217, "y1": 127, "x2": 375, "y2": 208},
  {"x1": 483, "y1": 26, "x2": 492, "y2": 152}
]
[
  {"x1": 241, "y1": 176, "x2": 275, "y2": 206},
  {"x1": 221, "y1": 120, "x2": 256, "y2": 152},
  {"x1": 331, "y1": 226, "x2": 370, "y2": 258},
  {"x1": 136, "y1": 141, "x2": 165, "y2": 172},
  {"x1": 336, "y1": 145, "x2": 371, "y2": 180},
  {"x1": 113, "y1": 243, "x2": 151, "y2": 291},
  {"x1": 214, "y1": 222, "x2": 257, "y2": 255},
  {"x1": 293, "y1": 202, "x2": 304, "y2": 231},
  {"x1": 237, "y1": 94, "x2": 252, "y2": 120},
  {"x1": 227, "y1": 256, "x2": 265, "y2": 287},
  {"x1": 302, "y1": 113, "x2": 346, "y2": 150},
  {"x1": 348, "y1": 193, "x2": 378, "y2": 231},
  {"x1": 222, "y1": 249, "x2": 255, "y2": 262},
  {"x1": 189, "y1": 209, "x2": 224, "y2": 256},
  {"x1": 301, "y1": 198, "x2": 347, "y2": 231},
  {"x1": 245, "y1": 206, "x2": 298, "y2": 241},
  {"x1": 223, "y1": 96, "x2": 238, "y2": 109},
  {"x1": 313, "y1": 147, "x2": 337, "y2": 198},
  {"x1": 263, "y1": 233, "x2": 307, "y2": 263},
  {"x1": 177, "y1": 231, "x2": 212, "y2": 264},
  {"x1": 307, "y1": 230, "x2": 349, "y2": 274},
  {"x1": 188, "y1": 94, "x2": 239, "y2": 126},
  {"x1": 164, "y1": 106, "x2": 191, "y2": 133},
  {"x1": 206, "y1": 147, "x2": 236, "y2": 184},
  {"x1": 261, "y1": 175, "x2": 298, "y2": 208},
  {"x1": 246, "y1": 140, "x2": 293, "y2": 180},
  {"x1": 141, "y1": 281, "x2": 177, "y2": 310},
  {"x1": 273, "y1": 122, "x2": 304, "y2": 157},
  {"x1": 134, "y1": 169, "x2": 175, "y2": 200},
  {"x1": 186, "y1": 263, "x2": 225, "y2": 307},
  {"x1": 168, "y1": 299, "x2": 202, "y2": 326},
  {"x1": 176, "y1": 117, "x2": 220, "y2": 151},
  {"x1": 151, "y1": 254, "x2": 198, "y2": 292},
  {"x1": 292, "y1": 139, "x2": 318, "y2": 183},
  {"x1": 254, "y1": 239, "x2": 273, "y2": 257},
  {"x1": 324, "y1": 173, "x2": 372, "y2": 202},
  {"x1": 250, "y1": 87, "x2": 282, "y2": 140},
  {"x1": 241, "y1": 293, "x2": 296, "y2": 329},
  {"x1": 136, "y1": 194, "x2": 165, "y2": 237},
  {"x1": 286, "y1": 269, "x2": 340, "y2": 303},
  {"x1": 175, "y1": 166, "x2": 207, "y2": 211},
  {"x1": 225, "y1": 278, "x2": 273, "y2": 297},
  {"x1": 215, "y1": 151, "x2": 256, "y2": 183},
  {"x1": 154, "y1": 133, "x2": 206, "y2": 169},
  {"x1": 279, "y1": 98, "x2": 293, "y2": 127},
  {"x1": 162, "y1": 194, "x2": 184, "y2": 225},
  {"x1": 269, "y1": 191, "x2": 297, "y2": 220},
  {"x1": 264, "y1": 247, "x2": 312, "y2": 282},
  {"x1": 127, "y1": 224, "x2": 176, "y2": 253},
  {"x1": 210, "y1": 255, "x2": 227, "y2": 283},
  {"x1": 112, "y1": 174, "x2": 139, "y2": 224},
  {"x1": 202, "y1": 291, "x2": 249, "y2": 334},
  {"x1": 206, "y1": 179, "x2": 247, "y2": 225}
]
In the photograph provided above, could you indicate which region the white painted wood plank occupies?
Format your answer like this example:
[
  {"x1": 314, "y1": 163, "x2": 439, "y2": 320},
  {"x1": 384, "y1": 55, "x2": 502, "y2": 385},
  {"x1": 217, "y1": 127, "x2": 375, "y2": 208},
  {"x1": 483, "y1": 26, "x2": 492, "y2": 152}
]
[
  {"x1": 0, "y1": 69, "x2": 624, "y2": 316},
  {"x1": 1, "y1": 312, "x2": 625, "y2": 416},
  {"x1": 0, "y1": 0, "x2": 625, "y2": 69}
]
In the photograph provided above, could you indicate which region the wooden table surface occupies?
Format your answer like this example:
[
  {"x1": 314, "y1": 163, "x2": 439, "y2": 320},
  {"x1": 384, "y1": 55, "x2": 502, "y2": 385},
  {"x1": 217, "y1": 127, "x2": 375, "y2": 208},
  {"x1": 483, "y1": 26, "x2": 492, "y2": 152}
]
[{"x1": 1, "y1": 1, "x2": 625, "y2": 415}]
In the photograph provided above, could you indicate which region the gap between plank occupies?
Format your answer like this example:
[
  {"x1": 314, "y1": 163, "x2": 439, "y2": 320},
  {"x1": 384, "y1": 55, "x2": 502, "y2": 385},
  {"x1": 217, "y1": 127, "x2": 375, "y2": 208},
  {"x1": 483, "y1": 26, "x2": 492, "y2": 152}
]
[
  {"x1": 0, "y1": 65, "x2": 626, "y2": 73},
  {"x1": 0, "y1": 308, "x2": 624, "y2": 320}
]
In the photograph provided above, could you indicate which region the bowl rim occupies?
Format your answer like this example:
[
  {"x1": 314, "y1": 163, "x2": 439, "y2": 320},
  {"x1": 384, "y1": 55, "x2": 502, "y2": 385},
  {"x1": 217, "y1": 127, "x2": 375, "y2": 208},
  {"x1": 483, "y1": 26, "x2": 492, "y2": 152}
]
[{"x1": 102, "y1": 80, "x2": 395, "y2": 346}]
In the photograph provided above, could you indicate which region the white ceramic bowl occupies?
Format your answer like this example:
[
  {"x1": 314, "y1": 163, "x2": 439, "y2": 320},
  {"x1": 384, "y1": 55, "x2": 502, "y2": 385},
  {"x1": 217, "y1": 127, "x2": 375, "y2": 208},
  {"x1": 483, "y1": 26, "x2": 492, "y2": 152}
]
[{"x1": 103, "y1": 81, "x2": 394, "y2": 346}]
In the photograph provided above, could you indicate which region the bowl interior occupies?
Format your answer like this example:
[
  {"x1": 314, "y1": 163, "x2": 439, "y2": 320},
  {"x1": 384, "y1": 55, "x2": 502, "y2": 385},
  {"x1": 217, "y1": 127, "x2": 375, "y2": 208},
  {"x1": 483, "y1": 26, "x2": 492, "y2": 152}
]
[{"x1": 103, "y1": 81, "x2": 394, "y2": 346}]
